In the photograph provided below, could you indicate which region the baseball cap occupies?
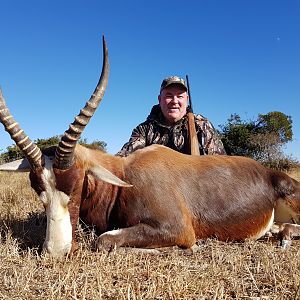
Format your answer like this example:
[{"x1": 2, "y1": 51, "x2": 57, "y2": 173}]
[{"x1": 160, "y1": 76, "x2": 187, "y2": 92}]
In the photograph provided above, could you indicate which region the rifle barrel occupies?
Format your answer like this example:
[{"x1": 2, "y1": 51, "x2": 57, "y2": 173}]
[{"x1": 185, "y1": 75, "x2": 193, "y2": 113}]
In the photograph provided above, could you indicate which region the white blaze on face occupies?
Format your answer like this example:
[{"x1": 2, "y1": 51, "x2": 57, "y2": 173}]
[{"x1": 39, "y1": 157, "x2": 73, "y2": 257}]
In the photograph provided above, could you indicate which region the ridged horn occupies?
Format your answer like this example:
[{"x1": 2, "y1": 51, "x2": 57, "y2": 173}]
[
  {"x1": 53, "y1": 36, "x2": 109, "y2": 170},
  {"x1": 0, "y1": 90, "x2": 43, "y2": 170}
]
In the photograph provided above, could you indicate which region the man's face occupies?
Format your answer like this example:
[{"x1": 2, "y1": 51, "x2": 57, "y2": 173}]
[{"x1": 158, "y1": 84, "x2": 188, "y2": 124}]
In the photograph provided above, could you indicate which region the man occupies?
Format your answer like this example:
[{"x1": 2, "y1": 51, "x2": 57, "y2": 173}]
[{"x1": 117, "y1": 76, "x2": 226, "y2": 156}]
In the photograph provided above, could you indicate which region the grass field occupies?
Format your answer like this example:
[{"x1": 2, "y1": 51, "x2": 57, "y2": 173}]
[{"x1": 0, "y1": 169, "x2": 300, "y2": 299}]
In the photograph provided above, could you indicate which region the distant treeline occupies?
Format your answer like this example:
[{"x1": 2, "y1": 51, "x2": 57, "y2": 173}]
[
  {"x1": 1, "y1": 111, "x2": 299, "y2": 172},
  {"x1": 0, "y1": 136, "x2": 107, "y2": 164}
]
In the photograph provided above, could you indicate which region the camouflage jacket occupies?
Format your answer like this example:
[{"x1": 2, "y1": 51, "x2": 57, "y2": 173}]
[{"x1": 116, "y1": 104, "x2": 226, "y2": 157}]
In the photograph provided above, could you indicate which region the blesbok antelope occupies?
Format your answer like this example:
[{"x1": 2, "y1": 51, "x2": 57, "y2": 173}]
[{"x1": 1, "y1": 37, "x2": 300, "y2": 258}]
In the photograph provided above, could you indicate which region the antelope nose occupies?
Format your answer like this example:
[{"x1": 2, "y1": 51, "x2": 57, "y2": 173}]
[{"x1": 43, "y1": 241, "x2": 71, "y2": 258}]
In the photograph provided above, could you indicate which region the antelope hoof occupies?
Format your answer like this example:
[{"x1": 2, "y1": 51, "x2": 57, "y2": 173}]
[
  {"x1": 95, "y1": 236, "x2": 117, "y2": 252},
  {"x1": 281, "y1": 239, "x2": 291, "y2": 250}
]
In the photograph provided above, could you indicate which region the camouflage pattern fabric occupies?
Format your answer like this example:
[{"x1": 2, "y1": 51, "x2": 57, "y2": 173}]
[{"x1": 116, "y1": 104, "x2": 226, "y2": 157}]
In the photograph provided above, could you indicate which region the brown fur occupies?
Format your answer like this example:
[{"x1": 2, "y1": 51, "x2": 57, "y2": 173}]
[
  {"x1": 280, "y1": 223, "x2": 300, "y2": 241},
  {"x1": 30, "y1": 144, "x2": 300, "y2": 251}
]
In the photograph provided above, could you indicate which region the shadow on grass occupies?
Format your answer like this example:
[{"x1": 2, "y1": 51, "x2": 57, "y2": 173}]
[
  {"x1": 0, "y1": 213, "x2": 98, "y2": 253},
  {"x1": 0, "y1": 212, "x2": 46, "y2": 251}
]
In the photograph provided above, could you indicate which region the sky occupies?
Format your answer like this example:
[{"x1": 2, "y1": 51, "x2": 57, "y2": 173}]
[{"x1": 0, "y1": 0, "x2": 299, "y2": 160}]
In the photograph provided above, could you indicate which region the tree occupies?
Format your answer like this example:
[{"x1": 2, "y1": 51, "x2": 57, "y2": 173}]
[
  {"x1": 255, "y1": 112, "x2": 293, "y2": 144},
  {"x1": 219, "y1": 111, "x2": 297, "y2": 171},
  {"x1": 0, "y1": 144, "x2": 23, "y2": 163},
  {"x1": 0, "y1": 136, "x2": 107, "y2": 163},
  {"x1": 219, "y1": 113, "x2": 255, "y2": 157},
  {"x1": 78, "y1": 138, "x2": 107, "y2": 151},
  {"x1": 35, "y1": 136, "x2": 61, "y2": 149}
]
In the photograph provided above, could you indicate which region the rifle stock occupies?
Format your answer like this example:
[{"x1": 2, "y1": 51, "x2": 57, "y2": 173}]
[
  {"x1": 187, "y1": 112, "x2": 200, "y2": 155},
  {"x1": 186, "y1": 75, "x2": 200, "y2": 156}
]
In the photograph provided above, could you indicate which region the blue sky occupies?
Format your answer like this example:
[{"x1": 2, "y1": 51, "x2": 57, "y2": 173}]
[{"x1": 1, "y1": 0, "x2": 299, "y2": 160}]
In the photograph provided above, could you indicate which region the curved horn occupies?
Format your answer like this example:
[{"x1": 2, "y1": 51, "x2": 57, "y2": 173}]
[
  {"x1": 0, "y1": 90, "x2": 43, "y2": 170},
  {"x1": 54, "y1": 36, "x2": 109, "y2": 170}
]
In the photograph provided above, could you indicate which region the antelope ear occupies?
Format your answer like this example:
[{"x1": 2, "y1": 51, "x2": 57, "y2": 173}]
[
  {"x1": 0, "y1": 158, "x2": 31, "y2": 172},
  {"x1": 89, "y1": 166, "x2": 132, "y2": 187}
]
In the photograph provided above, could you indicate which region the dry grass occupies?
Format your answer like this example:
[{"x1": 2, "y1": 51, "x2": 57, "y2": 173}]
[
  {"x1": 288, "y1": 168, "x2": 300, "y2": 182},
  {"x1": 1, "y1": 170, "x2": 300, "y2": 299}
]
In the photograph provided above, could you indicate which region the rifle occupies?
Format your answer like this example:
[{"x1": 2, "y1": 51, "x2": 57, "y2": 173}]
[{"x1": 186, "y1": 75, "x2": 200, "y2": 156}]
